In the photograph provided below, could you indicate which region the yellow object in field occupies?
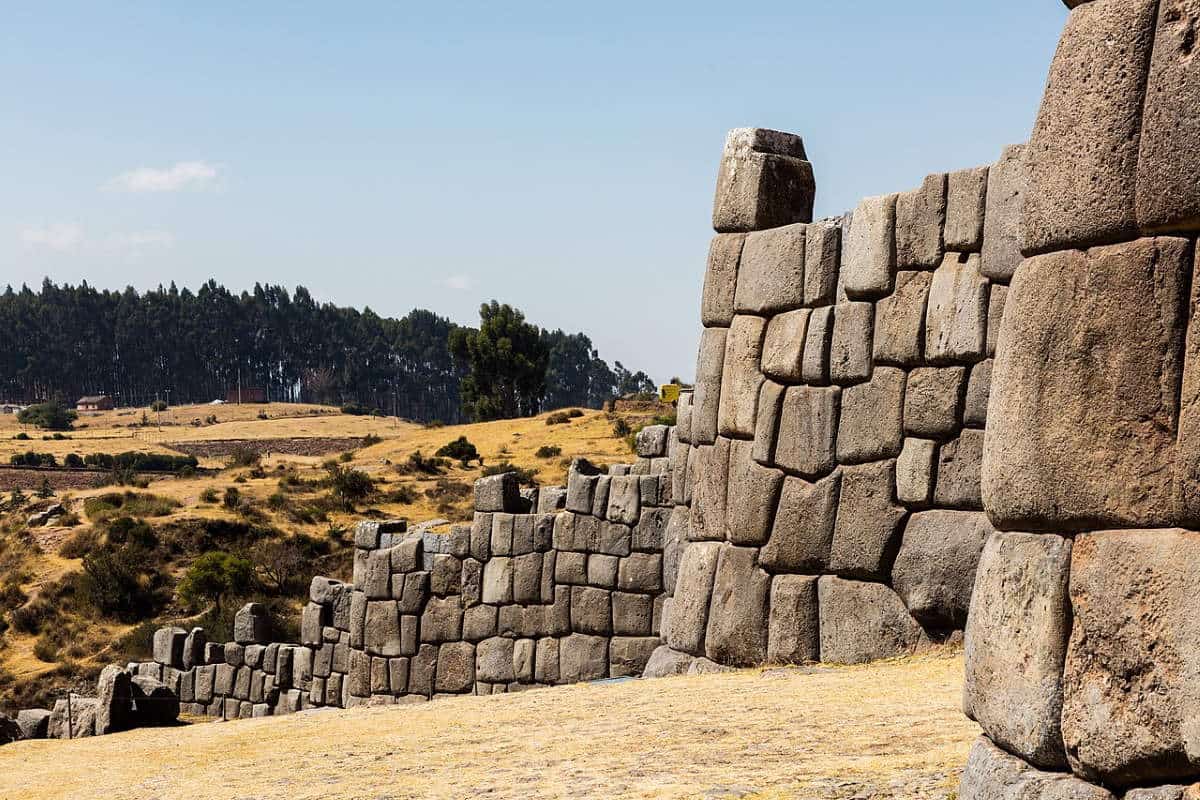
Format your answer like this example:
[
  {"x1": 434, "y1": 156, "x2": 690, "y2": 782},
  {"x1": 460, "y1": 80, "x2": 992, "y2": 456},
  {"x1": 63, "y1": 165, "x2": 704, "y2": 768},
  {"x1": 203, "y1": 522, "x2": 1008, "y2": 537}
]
[{"x1": 659, "y1": 384, "x2": 681, "y2": 404}]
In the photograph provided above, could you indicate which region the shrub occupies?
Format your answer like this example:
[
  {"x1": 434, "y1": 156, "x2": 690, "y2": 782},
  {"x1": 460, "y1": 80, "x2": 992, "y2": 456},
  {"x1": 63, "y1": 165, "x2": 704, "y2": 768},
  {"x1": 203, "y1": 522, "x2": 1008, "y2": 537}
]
[
  {"x1": 340, "y1": 403, "x2": 373, "y2": 416},
  {"x1": 384, "y1": 483, "x2": 418, "y2": 504},
  {"x1": 33, "y1": 635, "x2": 59, "y2": 663},
  {"x1": 567, "y1": 408, "x2": 585, "y2": 418},
  {"x1": 361, "y1": 433, "x2": 382, "y2": 447},
  {"x1": 325, "y1": 463, "x2": 375, "y2": 511},
  {"x1": 400, "y1": 451, "x2": 448, "y2": 475},
  {"x1": 83, "y1": 492, "x2": 180, "y2": 522},
  {"x1": 226, "y1": 448, "x2": 261, "y2": 469},
  {"x1": 78, "y1": 544, "x2": 165, "y2": 621},
  {"x1": 63, "y1": 453, "x2": 84, "y2": 469},
  {"x1": 58, "y1": 527, "x2": 101, "y2": 559},
  {"x1": 105, "y1": 517, "x2": 159, "y2": 549},
  {"x1": 339, "y1": 451, "x2": 355, "y2": 463},
  {"x1": 10, "y1": 452, "x2": 56, "y2": 468},
  {"x1": 150, "y1": 400, "x2": 168, "y2": 412},
  {"x1": 12, "y1": 432, "x2": 29, "y2": 441},
  {"x1": 199, "y1": 487, "x2": 219, "y2": 503},
  {"x1": 546, "y1": 411, "x2": 571, "y2": 425},
  {"x1": 178, "y1": 551, "x2": 256, "y2": 613},
  {"x1": 424, "y1": 478, "x2": 472, "y2": 503},
  {"x1": 0, "y1": 579, "x2": 26, "y2": 610},
  {"x1": 17, "y1": 402, "x2": 77, "y2": 431},
  {"x1": 480, "y1": 461, "x2": 537, "y2": 485},
  {"x1": 83, "y1": 452, "x2": 198, "y2": 473},
  {"x1": 535, "y1": 445, "x2": 561, "y2": 459},
  {"x1": 222, "y1": 487, "x2": 241, "y2": 509},
  {"x1": 9, "y1": 597, "x2": 56, "y2": 634},
  {"x1": 435, "y1": 436, "x2": 479, "y2": 466}
]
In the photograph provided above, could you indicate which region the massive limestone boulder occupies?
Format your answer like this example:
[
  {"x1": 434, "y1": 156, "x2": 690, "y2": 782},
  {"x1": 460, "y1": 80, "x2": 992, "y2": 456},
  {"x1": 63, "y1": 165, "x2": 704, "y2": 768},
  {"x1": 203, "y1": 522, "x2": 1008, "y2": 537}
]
[
  {"x1": 958, "y1": 737, "x2": 1115, "y2": 800},
  {"x1": 817, "y1": 577, "x2": 924, "y2": 664},
  {"x1": 130, "y1": 676, "x2": 180, "y2": 727},
  {"x1": 703, "y1": 545, "x2": 769, "y2": 666},
  {"x1": 891, "y1": 510, "x2": 991, "y2": 629},
  {"x1": 711, "y1": 128, "x2": 815, "y2": 233},
  {"x1": 95, "y1": 664, "x2": 133, "y2": 735}
]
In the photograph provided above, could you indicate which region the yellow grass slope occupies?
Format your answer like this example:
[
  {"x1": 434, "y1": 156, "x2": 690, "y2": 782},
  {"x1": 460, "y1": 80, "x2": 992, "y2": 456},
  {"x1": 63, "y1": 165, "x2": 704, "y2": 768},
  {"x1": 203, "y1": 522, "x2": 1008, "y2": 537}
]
[{"x1": 0, "y1": 651, "x2": 979, "y2": 800}]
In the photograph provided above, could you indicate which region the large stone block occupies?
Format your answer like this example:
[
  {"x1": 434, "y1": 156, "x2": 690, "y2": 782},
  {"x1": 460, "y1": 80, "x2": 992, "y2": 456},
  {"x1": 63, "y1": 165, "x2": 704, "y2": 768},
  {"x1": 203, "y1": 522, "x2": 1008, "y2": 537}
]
[
  {"x1": 1059, "y1": 530, "x2": 1200, "y2": 787},
  {"x1": 570, "y1": 586, "x2": 612, "y2": 635},
  {"x1": 667, "y1": 541, "x2": 721, "y2": 656},
  {"x1": 828, "y1": 460, "x2": 906, "y2": 580},
  {"x1": 767, "y1": 575, "x2": 819, "y2": 665},
  {"x1": 96, "y1": 664, "x2": 132, "y2": 735},
  {"x1": 609, "y1": 636, "x2": 659, "y2": 678},
  {"x1": 1023, "y1": 0, "x2": 1157, "y2": 253},
  {"x1": 724, "y1": 438, "x2": 783, "y2": 546},
  {"x1": 234, "y1": 603, "x2": 270, "y2": 644},
  {"x1": 873, "y1": 271, "x2": 931, "y2": 366},
  {"x1": 482, "y1": 557, "x2": 513, "y2": 604},
  {"x1": 1138, "y1": 1, "x2": 1200, "y2": 233},
  {"x1": 958, "y1": 737, "x2": 1115, "y2": 800},
  {"x1": 692, "y1": 327, "x2": 727, "y2": 445},
  {"x1": 475, "y1": 472, "x2": 520, "y2": 513},
  {"x1": 130, "y1": 676, "x2": 179, "y2": 727},
  {"x1": 804, "y1": 220, "x2": 841, "y2": 306},
  {"x1": 844, "y1": 194, "x2": 897, "y2": 298},
  {"x1": 895, "y1": 437, "x2": 936, "y2": 507},
  {"x1": 945, "y1": 166, "x2": 989, "y2": 252},
  {"x1": 701, "y1": 233, "x2": 745, "y2": 327},
  {"x1": 642, "y1": 645, "x2": 695, "y2": 678},
  {"x1": 986, "y1": 284, "x2": 1006, "y2": 358},
  {"x1": 925, "y1": 253, "x2": 987, "y2": 364},
  {"x1": 818, "y1": 577, "x2": 923, "y2": 664},
  {"x1": 688, "y1": 438, "x2": 730, "y2": 542},
  {"x1": 934, "y1": 429, "x2": 984, "y2": 509},
  {"x1": 964, "y1": 360, "x2": 992, "y2": 427},
  {"x1": 895, "y1": 173, "x2": 946, "y2": 268},
  {"x1": 892, "y1": 510, "x2": 992, "y2": 628},
  {"x1": 717, "y1": 315, "x2": 766, "y2": 437},
  {"x1": 735, "y1": 223, "x2": 806, "y2": 314},
  {"x1": 760, "y1": 308, "x2": 810, "y2": 382},
  {"x1": 704, "y1": 544, "x2": 769, "y2": 666},
  {"x1": 836, "y1": 366, "x2": 905, "y2": 464},
  {"x1": 663, "y1": 505, "x2": 688, "y2": 595},
  {"x1": 903, "y1": 367, "x2": 965, "y2": 439},
  {"x1": 435, "y1": 642, "x2": 475, "y2": 694},
  {"x1": 153, "y1": 627, "x2": 186, "y2": 668},
  {"x1": 760, "y1": 472, "x2": 839, "y2": 573},
  {"x1": 420, "y1": 596, "x2": 463, "y2": 644},
  {"x1": 981, "y1": 144, "x2": 1027, "y2": 281},
  {"x1": 984, "y1": 238, "x2": 1190, "y2": 529},
  {"x1": 475, "y1": 637, "x2": 515, "y2": 683},
  {"x1": 829, "y1": 302, "x2": 874, "y2": 385},
  {"x1": 801, "y1": 306, "x2": 834, "y2": 385},
  {"x1": 606, "y1": 475, "x2": 641, "y2": 526},
  {"x1": 712, "y1": 128, "x2": 815, "y2": 233},
  {"x1": 774, "y1": 385, "x2": 840, "y2": 477},
  {"x1": 559, "y1": 634, "x2": 609, "y2": 683},
  {"x1": 963, "y1": 531, "x2": 1072, "y2": 770}
]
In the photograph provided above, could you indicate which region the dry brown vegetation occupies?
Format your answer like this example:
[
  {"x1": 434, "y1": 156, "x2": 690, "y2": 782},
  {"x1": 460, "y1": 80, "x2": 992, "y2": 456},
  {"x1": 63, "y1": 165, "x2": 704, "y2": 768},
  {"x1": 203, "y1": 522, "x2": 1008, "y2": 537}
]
[{"x1": 0, "y1": 650, "x2": 977, "y2": 800}]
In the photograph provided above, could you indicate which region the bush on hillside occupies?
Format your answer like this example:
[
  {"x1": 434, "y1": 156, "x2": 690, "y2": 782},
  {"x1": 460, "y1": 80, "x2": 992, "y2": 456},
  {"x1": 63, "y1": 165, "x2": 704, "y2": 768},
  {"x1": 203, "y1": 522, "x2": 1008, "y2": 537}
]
[
  {"x1": 535, "y1": 445, "x2": 561, "y2": 459},
  {"x1": 178, "y1": 551, "x2": 256, "y2": 614},
  {"x1": 17, "y1": 402, "x2": 77, "y2": 431},
  {"x1": 435, "y1": 436, "x2": 479, "y2": 466}
]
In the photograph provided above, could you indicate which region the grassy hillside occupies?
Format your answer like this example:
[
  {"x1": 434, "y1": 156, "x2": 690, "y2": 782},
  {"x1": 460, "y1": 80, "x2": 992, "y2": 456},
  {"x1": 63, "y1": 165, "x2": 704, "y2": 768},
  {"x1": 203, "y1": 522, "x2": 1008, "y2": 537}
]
[
  {"x1": 0, "y1": 651, "x2": 977, "y2": 800},
  {"x1": 0, "y1": 401, "x2": 671, "y2": 710}
]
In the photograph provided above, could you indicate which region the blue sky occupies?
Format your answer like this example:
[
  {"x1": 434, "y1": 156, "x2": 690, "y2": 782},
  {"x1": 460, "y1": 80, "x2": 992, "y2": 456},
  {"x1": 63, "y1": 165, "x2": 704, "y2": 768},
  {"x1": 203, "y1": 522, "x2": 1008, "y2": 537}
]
[{"x1": 0, "y1": 2, "x2": 1066, "y2": 382}]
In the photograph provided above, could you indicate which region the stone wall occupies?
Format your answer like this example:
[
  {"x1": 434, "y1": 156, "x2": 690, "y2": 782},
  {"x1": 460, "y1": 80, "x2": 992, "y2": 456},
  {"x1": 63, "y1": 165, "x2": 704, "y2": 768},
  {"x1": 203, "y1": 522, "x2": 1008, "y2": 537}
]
[
  {"x1": 960, "y1": 1, "x2": 1200, "y2": 797},
  {"x1": 646, "y1": 124, "x2": 1027, "y2": 672}
]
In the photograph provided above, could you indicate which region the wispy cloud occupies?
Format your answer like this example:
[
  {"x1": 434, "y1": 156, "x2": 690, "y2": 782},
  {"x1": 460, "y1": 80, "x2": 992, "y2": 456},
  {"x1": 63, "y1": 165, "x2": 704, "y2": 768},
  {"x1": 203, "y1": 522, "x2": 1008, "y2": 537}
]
[
  {"x1": 108, "y1": 230, "x2": 176, "y2": 253},
  {"x1": 108, "y1": 161, "x2": 220, "y2": 192},
  {"x1": 442, "y1": 275, "x2": 474, "y2": 291},
  {"x1": 19, "y1": 223, "x2": 84, "y2": 252}
]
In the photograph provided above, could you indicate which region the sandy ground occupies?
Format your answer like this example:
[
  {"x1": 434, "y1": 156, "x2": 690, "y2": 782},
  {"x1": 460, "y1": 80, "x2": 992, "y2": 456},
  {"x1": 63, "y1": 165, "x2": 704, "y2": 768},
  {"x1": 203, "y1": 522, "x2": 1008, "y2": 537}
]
[{"x1": 0, "y1": 651, "x2": 978, "y2": 800}]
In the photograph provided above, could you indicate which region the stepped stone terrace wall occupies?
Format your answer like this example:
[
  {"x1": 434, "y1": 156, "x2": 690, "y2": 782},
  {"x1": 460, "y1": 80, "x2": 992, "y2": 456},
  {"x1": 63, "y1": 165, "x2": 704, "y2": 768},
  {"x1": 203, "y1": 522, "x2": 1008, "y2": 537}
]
[
  {"x1": 960, "y1": 0, "x2": 1200, "y2": 798},
  {"x1": 646, "y1": 121, "x2": 1028, "y2": 673}
]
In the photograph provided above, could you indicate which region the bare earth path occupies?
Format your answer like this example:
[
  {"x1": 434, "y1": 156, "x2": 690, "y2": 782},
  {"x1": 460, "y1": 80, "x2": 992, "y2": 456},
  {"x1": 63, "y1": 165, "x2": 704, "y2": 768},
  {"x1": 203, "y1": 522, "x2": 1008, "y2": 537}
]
[{"x1": 0, "y1": 651, "x2": 977, "y2": 800}]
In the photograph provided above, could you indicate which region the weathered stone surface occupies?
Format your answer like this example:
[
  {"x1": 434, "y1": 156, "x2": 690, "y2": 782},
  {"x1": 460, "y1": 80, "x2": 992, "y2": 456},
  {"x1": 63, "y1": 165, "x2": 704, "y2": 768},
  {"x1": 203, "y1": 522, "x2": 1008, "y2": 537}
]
[
  {"x1": 234, "y1": 603, "x2": 270, "y2": 645},
  {"x1": 836, "y1": 367, "x2": 904, "y2": 464},
  {"x1": 844, "y1": 194, "x2": 897, "y2": 298},
  {"x1": 964, "y1": 360, "x2": 992, "y2": 427},
  {"x1": 16, "y1": 708, "x2": 51, "y2": 740},
  {"x1": 475, "y1": 637, "x2": 515, "y2": 683},
  {"x1": 896, "y1": 437, "x2": 936, "y2": 506},
  {"x1": 904, "y1": 367, "x2": 965, "y2": 439},
  {"x1": 925, "y1": 253, "x2": 987, "y2": 364},
  {"x1": 570, "y1": 586, "x2": 612, "y2": 636},
  {"x1": 559, "y1": 634, "x2": 609, "y2": 683},
  {"x1": 818, "y1": 577, "x2": 923, "y2": 664},
  {"x1": 688, "y1": 439, "x2": 730, "y2": 542},
  {"x1": 482, "y1": 557, "x2": 513, "y2": 604},
  {"x1": 613, "y1": 591, "x2": 653, "y2": 636},
  {"x1": 712, "y1": 128, "x2": 815, "y2": 233},
  {"x1": 761, "y1": 309, "x2": 810, "y2": 382},
  {"x1": 95, "y1": 664, "x2": 132, "y2": 735},
  {"x1": 642, "y1": 645, "x2": 695, "y2": 678},
  {"x1": 153, "y1": 627, "x2": 186, "y2": 668},
  {"x1": 704, "y1": 544, "x2": 770, "y2": 666},
  {"x1": 767, "y1": 575, "x2": 819, "y2": 665},
  {"x1": 774, "y1": 386, "x2": 840, "y2": 477},
  {"x1": 534, "y1": 638, "x2": 560, "y2": 684},
  {"x1": 182, "y1": 627, "x2": 207, "y2": 670},
  {"x1": 981, "y1": 144, "x2": 1027, "y2": 281},
  {"x1": 435, "y1": 642, "x2": 475, "y2": 693},
  {"x1": 608, "y1": 636, "x2": 659, "y2": 678},
  {"x1": 667, "y1": 541, "x2": 721, "y2": 656},
  {"x1": 692, "y1": 327, "x2": 727, "y2": 445},
  {"x1": 724, "y1": 438, "x2": 783, "y2": 546},
  {"x1": 717, "y1": 315, "x2": 766, "y2": 437},
  {"x1": 1056, "y1": 530, "x2": 1200, "y2": 787},
  {"x1": 420, "y1": 596, "x2": 463, "y2": 644},
  {"x1": 945, "y1": 166, "x2": 989, "y2": 252},
  {"x1": 701, "y1": 233, "x2": 745, "y2": 327},
  {"x1": 1023, "y1": 0, "x2": 1157, "y2": 254},
  {"x1": 735, "y1": 223, "x2": 806, "y2": 314},
  {"x1": 829, "y1": 460, "x2": 906, "y2": 580},
  {"x1": 587, "y1": 553, "x2": 618, "y2": 588},
  {"x1": 752, "y1": 380, "x2": 785, "y2": 465},
  {"x1": 130, "y1": 676, "x2": 179, "y2": 727},
  {"x1": 475, "y1": 472, "x2": 520, "y2": 513},
  {"x1": 606, "y1": 475, "x2": 641, "y2": 526},
  {"x1": 829, "y1": 302, "x2": 874, "y2": 385},
  {"x1": 963, "y1": 531, "x2": 1072, "y2": 770},
  {"x1": 760, "y1": 472, "x2": 839, "y2": 573},
  {"x1": 892, "y1": 511, "x2": 991, "y2": 628},
  {"x1": 635, "y1": 424, "x2": 670, "y2": 458},
  {"x1": 985, "y1": 284, "x2": 1006, "y2": 359},
  {"x1": 958, "y1": 737, "x2": 1116, "y2": 800},
  {"x1": 873, "y1": 271, "x2": 932, "y2": 366},
  {"x1": 805, "y1": 220, "x2": 841, "y2": 306},
  {"x1": 801, "y1": 305, "x2": 834, "y2": 385},
  {"x1": 936, "y1": 429, "x2": 983, "y2": 509},
  {"x1": 984, "y1": 238, "x2": 1189, "y2": 529},
  {"x1": 895, "y1": 173, "x2": 946, "y2": 268}
]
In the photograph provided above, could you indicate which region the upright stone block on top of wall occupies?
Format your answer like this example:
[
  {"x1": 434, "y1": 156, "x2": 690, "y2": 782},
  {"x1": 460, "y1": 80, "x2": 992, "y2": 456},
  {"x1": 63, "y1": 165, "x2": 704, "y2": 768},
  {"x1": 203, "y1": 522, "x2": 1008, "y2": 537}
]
[
  {"x1": 475, "y1": 472, "x2": 520, "y2": 513},
  {"x1": 735, "y1": 223, "x2": 806, "y2": 313},
  {"x1": 963, "y1": 531, "x2": 1072, "y2": 770},
  {"x1": 717, "y1": 314, "x2": 766, "y2": 437},
  {"x1": 704, "y1": 544, "x2": 770, "y2": 666},
  {"x1": 895, "y1": 173, "x2": 946, "y2": 268},
  {"x1": 945, "y1": 166, "x2": 988, "y2": 252},
  {"x1": 692, "y1": 327, "x2": 727, "y2": 445},
  {"x1": 844, "y1": 194, "x2": 897, "y2": 298},
  {"x1": 153, "y1": 627, "x2": 187, "y2": 668},
  {"x1": 984, "y1": 238, "x2": 1190, "y2": 529},
  {"x1": 701, "y1": 234, "x2": 745, "y2": 327},
  {"x1": 712, "y1": 128, "x2": 815, "y2": 233},
  {"x1": 817, "y1": 576, "x2": 923, "y2": 664},
  {"x1": 981, "y1": 143, "x2": 1027, "y2": 282},
  {"x1": 1022, "y1": 0, "x2": 1157, "y2": 254},
  {"x1": 233, "y1": 604, "x2": 269, "y2": 645},
  {"x1": 805, "y1": 220, "x2": 841, "y2": 306}
]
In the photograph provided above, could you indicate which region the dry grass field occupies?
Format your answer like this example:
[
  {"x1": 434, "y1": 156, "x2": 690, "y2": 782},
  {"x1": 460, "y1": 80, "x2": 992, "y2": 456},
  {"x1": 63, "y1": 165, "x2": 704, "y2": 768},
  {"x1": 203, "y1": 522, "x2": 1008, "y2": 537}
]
[{"x1": 0, "y1": 650, "x2": 977, "y2": 800}]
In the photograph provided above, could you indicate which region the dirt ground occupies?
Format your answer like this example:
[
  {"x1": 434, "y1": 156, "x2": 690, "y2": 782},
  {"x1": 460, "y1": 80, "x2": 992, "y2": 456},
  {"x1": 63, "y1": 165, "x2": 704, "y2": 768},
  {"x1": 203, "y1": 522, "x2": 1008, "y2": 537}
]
[{"x1": 0, "y1": 651, "x2": 978, "y2": 800}]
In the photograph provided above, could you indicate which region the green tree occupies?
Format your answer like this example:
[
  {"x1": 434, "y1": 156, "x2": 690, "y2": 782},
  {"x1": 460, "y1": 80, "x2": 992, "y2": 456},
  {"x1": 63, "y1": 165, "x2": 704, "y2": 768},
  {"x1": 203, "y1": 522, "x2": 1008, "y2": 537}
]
[
  {"x1": 178, "y1": 551, "x2": 256, "y2": 613},
  {"x1": 324, "y1": 462, "x2": 375, "y2": 510},
  {"x1": 449, "y1": 301, "x2": 549, "y2": 421},
  {"x1": 17, "y1": 401, "x2": 77, "y2": 431}
]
